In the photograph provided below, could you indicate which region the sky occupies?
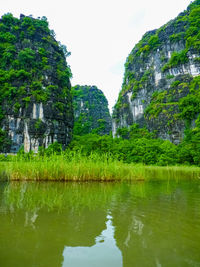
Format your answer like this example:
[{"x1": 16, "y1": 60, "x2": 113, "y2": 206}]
[{"x1": 1, "y1": 0, "x2": 192, "y2": 112}]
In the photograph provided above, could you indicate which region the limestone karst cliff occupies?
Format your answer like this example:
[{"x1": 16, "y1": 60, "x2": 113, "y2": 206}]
[
  {"x1": 112, "y1": 0, "x2": 200, "y2": 144},
  {"x1": 72, "y1": 85, "x2": 112, "y2": 135},
  {"x1": 0, "y1": 14, "x2": 73, "y2": 153}
]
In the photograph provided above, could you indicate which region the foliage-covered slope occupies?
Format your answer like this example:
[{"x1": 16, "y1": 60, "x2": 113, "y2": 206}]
[
  {"x1": 0, "y1": 14, "x2": 73, "y2": 152},
  {"x1": 72, "y1": 85, "x2": 111, "y2": 135},
  {"x1": 112, "y1": 0, "x2": 200, "y2": 144}
]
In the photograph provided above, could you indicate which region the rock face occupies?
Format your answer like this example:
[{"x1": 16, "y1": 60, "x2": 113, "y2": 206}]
[
  {"x1": 112, "y1": 0, "x2": 200, "y2": 144},
  {"x1": 72, "y1": 85, "x2": 112, "y2": 135},
  {"x1": 0, "y1": 14, "x2": 73, "y2": 152}
]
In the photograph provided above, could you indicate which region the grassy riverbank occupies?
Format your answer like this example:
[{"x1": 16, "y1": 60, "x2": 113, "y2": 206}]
[{"x1": 0, "y1": 153, "x2": 200, "y2": 182}]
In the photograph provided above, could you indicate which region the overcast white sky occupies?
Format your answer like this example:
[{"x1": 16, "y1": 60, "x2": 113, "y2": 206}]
[{"x1": 1, "y1": 0, "x2": 192, "y2": 111}]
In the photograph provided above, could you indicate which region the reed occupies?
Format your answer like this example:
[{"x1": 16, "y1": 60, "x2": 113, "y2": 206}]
[{"x1": 0, "y1": 152, "x2": 200, "y2": 182}]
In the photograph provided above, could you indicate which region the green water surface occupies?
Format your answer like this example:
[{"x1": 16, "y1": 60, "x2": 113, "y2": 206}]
[{"x1": 0, "y1": 181, "x2": 200, "y2": 267}]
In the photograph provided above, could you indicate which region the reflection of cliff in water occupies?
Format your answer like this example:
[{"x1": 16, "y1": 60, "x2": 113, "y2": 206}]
[
  {"x1": 1, "y1": 181, "x2": 200, "y2": 267},
  {"x1": 0, "y1": 182, "x2": 145, "y2": 266},
  {"x1": 0, "y1": 206, "x2": 107, "y2": 267},
  {"x1": 63, "y1": 214, "x2": 122, "y2": 267},
  {"x1": 111, "y1": 182, "x2": 200, "y2": 267},
  {"x1": 0, "y1": 182, "x2": 117, "y2": 267},
  {"x1": 0, "y1": 181, "x2": 176, "y2": 267}
]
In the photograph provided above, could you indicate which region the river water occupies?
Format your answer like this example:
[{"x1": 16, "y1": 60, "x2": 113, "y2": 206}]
[{"x1": 0, "y1": 181, "x2": 200, "y2": 267}]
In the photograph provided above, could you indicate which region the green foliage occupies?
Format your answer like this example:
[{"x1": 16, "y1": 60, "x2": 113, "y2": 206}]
[
  {"x1": 41, "y1": 142, "x2": 62, "y2": 156},
  {"x1": 72, "y1": 85, "x2": 111, "y2": 135},
  {"x1": 185, "y1": 3, "x2": 200, "y2": 51},
  {"x1": 116, "y1": 127, "x2": 129, "y2": 139},
  {"x1": 0, "y1": 129, "x2": 11, "y2": 152},
  {"x1": 31, "y1": 81, "x2": 50, "y2": 102},
  {"x1": 144, "y1": 90, "x2": 171, "y2": 119},
  {"x1": 54, "y1": 101, "x2": 65, "y2": 112},
  {"x1": 135, "y1": 32, "x2": 160, "y2": 58},
  {"x1": 22, "y1": 96, "x2": 31, "y2": 103},
  {"x1": 177, "y1": 76, "x2": 200, "y2": 121},
  {"x1": 162, "y1": 50, "x2": 189, "y2": 72},
  {"x1": 0, "y1": 13, "x2": 72, "y2": 99},
  {"x1": 169, "y1": 32, "x2": 186, "y2": 43},
  {"x1": 73, "y1": 113, "x2": 92, "y2": 135},
  {"x1": 2, "y1": 123, "x2": 200, "y2": 166},
  {"x1": 68, "y1": 130, "x2": 179, "y2": 166},
  {"x1": 188, "y1": 0, "x2": 200, "y2": 10},
  {"x1": 0, "y1": 32, "x2": 16, "y2": 43},
  {"x1": 148, "y1": 35, "x2": 160, "y2": 50},
  {"x1": 179, "y1": 94, "x2": 200, "y2": 120},
  {"x1": 178, "y1": 127, "x2": 200, "y2": 165},
  {"x1": 166, "y1": 74, "x2": 175, "y2": 79},
  {"x1": 69, "y1": 117, "x2": 200, "y2": 166},
  {"x1": 13, "y1": 102, "x2": 21, "y2": 113},
  {"x1": 18, "y1": 48, "x2": 36, "y2": 68},
  {"x1": 91, "y1": 119, "x2": 107, "y2": 135},
  {"x1": 35, "y1": 119, "x2": 42, "y2": 129},
  {"x1": 117, "y1": 124, "x2": 155, "y2": 139}
]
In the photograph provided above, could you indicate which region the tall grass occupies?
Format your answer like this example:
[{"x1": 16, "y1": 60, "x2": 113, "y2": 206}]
[{"x1": 0, "y1": 152, "x2": 200, "y2": 182}]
